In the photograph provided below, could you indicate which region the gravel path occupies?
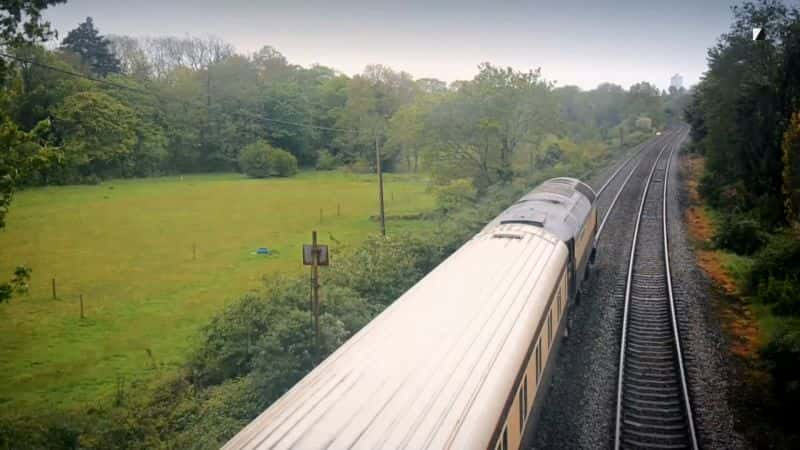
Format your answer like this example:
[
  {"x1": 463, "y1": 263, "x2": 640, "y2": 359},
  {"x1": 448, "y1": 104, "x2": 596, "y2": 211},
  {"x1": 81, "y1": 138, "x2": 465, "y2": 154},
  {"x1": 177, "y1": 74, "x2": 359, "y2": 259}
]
[{"x1": 528, "y1": 129, "x2": 744, "y2": 449}]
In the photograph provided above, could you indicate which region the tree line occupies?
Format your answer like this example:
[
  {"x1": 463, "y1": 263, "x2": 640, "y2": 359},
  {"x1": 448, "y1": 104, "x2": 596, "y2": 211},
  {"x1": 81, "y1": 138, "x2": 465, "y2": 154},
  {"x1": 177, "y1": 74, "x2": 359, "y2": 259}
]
[
  {"x1": 685, "y1": 0, "x2": 800, "y2": 444},
  {"x1": 1, "y1": 12, "x2": 688, "y2": 226}
]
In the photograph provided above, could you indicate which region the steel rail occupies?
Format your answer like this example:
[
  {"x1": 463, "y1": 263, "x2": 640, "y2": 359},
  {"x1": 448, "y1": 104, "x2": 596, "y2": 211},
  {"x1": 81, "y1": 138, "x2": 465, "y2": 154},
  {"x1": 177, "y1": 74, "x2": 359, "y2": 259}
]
[
  {"x1": 662, "y1": 128, "x2": 699, "y2": 450},
  {"x1": 613, "y1": 127, "x2": 697, "y2": 450},
  {"x1": 594, "y1": 131, "x2": 672, "y2": 246}
]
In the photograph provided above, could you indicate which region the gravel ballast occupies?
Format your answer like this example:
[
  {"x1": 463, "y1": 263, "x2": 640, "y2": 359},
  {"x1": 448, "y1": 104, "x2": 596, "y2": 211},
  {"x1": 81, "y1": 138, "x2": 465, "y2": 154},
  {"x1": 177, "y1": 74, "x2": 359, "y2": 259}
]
[{"x1": 528, "y1": 131, "x2": 744, "y2": 448}]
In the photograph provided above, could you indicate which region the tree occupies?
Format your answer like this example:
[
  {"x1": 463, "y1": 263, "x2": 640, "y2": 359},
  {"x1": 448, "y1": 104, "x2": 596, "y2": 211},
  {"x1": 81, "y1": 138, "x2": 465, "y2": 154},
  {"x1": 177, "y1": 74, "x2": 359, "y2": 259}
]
[
  {"x1": 686, "y1": 0, "x2": 796, "y2": 223},
  {"x1": 53, "y1": 91, "x2": 138, "y2": 176},
  {"x1": 387, "y1": 102, "x2": 426, "y2": 171},
  {"x1": 0, "y1": 0, "x2": 64, "y2": 229},
  {"x1": 0, "y1": 0, "x2": 65, "y2": 79},
  {"x1": 107, "y1": 35, "x2": 152, "y2": 79},
  {"x1": 424, "y1": 63, "x2": 557, "y2": 188},
  {"x1": 783, "y1": 112, "x2": 800, "y2": 225},
  {"x1": 60, "y1": 17, "x2": 121, "y2": 76}
]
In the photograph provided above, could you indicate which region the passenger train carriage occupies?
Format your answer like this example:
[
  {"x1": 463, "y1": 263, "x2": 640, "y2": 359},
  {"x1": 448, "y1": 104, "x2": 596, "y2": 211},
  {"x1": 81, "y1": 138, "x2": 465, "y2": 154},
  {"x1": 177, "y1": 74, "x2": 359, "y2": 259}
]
[{"x1": 224, "y1": 177, "x2": 597, "y2": 450}]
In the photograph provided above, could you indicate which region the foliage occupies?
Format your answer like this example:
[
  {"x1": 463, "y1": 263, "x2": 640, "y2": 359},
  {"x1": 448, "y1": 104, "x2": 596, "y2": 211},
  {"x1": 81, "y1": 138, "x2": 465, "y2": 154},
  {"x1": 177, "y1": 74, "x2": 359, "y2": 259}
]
[
  {"x1": 713, "y1": 213, "x2": 768, "y2": 255},
  {"x1": 424, "y1": 63, "x2": 557, "y2": 188},
  {"x1": 315, "y1": 149, "x2": 339, "y2": 170},
  {"x1": 782, "y1": 111, "x2": 800, "y2": 224},
  {"x1": 60, "y1": 17, "x2": 120, "y2": 76},
  {"x1": 686, "y1": 0, "x2": 800, "y2": 227},
  {"x1": 237, "y1": 141, "x2": 272, "y2": 178},
  {"x1": 747, "y1": 231, "x2": 800, "y2": 294},
  {"x1": 432, "y1": 178, "x2": 478, "y2": 213},
  {"x1": 761, "y1": 327, "x2": 800, "y2": 428},
  {"x1": 238, "y1": 142, "x2": 298, "y2": 178},
  {"x1": 53, "y1": 90, "x2": 138, "y2": 178},
  {"x1": 757, "y1": 275, "x2": 800, "y2": 315},
  {"x1": 265, "y1": 147, "x2": 298, "y2": 177},
  {"x1": 0, "y1": 111, "x2": 54, "y2": 227},
  {"x1": 0, "y1": 0, "x2": 63, "y2": 230}
]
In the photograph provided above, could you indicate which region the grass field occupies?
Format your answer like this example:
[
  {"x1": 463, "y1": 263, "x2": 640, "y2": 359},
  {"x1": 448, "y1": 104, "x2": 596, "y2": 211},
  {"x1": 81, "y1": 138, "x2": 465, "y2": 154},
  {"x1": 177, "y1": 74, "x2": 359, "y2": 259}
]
[{"x1": 0, "y1": 171, "x2": 435, "y2": 415}]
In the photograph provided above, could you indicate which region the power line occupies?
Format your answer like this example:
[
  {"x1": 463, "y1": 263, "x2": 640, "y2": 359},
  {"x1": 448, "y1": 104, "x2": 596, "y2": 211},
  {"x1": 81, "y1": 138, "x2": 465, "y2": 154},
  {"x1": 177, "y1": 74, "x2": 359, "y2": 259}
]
[{"x1": 0, "y1": 50, "x2": 359, "y2": 134}]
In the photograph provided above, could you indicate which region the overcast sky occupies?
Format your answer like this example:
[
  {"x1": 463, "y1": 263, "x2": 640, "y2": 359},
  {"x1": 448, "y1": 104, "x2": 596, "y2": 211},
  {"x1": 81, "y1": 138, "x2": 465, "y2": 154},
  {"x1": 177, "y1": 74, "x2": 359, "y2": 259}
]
[{"x1": 43, "y1": 0, "x2": 740, "y2": 90}]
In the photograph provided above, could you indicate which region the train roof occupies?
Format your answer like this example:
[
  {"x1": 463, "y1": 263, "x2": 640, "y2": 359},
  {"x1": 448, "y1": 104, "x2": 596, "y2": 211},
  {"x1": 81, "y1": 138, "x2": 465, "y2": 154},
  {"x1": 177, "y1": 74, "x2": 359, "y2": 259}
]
[
  {"x1": 486, "y1": 177, "x2": 595, "y2": 242},
  {"x1": 223, "y1": 225, "x2": 569, "y2": 450}
]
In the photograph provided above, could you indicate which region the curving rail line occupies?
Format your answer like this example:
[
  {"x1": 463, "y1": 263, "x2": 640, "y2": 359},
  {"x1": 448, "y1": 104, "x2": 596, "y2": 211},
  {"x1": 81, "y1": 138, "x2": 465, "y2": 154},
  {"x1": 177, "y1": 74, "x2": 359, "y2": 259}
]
[{"x1": 613, "y1": 127, "x2": 698, "y2": 450}]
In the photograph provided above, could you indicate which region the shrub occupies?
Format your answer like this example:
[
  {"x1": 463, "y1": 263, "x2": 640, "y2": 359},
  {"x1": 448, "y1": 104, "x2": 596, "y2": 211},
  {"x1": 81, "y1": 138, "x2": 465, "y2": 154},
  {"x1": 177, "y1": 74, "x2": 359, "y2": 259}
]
[
  {"x1": 762, "y1": 328, "x2": 800, "y2": 426},
  {"x1": 713, "y1": 213, "x2": 767, "y2": 255},
  {"x1": 315, "y1": 150, "x2": 339, "y2": 171},
  {"x1": 266, "y1": 148, "x2": 298, "y2": 177},
  {"x1": 432, "y1": 179, "x2": 478, "y2": 213},
  {"x1": 347, "y1": 158, "x2": 373, "y2": 174},
  {"x1": 238, "y1": 142, "x2": 298, "y2": 178},
  {"x1": 757, "y1": 276, "x2": 800, "y2": 315},
  {"x1": 748, "y1": 231, "x2": 800, "y2": 293},
  {"x1": 238, "y1": 141, "x2": 272, "y2": 178}
]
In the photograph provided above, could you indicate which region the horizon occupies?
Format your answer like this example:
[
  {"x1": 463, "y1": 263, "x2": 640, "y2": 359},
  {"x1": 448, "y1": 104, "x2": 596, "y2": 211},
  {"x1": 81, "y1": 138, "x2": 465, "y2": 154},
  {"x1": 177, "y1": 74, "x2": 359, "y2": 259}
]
[{"x1": 43, "y1": 0, "x2": 739, "y2": 91}]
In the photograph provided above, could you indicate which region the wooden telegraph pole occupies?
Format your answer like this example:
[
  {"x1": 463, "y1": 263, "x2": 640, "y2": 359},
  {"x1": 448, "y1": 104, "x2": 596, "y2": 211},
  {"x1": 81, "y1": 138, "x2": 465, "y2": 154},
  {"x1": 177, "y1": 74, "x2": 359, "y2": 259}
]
[
  {"x1": 375, "y1": 131, "x2": 386, "y2": 236},
  {"x1": 303, "y1": 231, "x2": 329, "y2": 364}
]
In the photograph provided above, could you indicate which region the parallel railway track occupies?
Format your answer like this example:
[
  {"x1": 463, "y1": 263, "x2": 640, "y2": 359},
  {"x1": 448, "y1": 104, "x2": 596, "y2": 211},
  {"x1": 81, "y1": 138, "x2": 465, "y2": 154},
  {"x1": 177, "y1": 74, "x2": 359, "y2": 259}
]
[{"x1": 613, "y1": 127, "x2": 698, "y2": 450}]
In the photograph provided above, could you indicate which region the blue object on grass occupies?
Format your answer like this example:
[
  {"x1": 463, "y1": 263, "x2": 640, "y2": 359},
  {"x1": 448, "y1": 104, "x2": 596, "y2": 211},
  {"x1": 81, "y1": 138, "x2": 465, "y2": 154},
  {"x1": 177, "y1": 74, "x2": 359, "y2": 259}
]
[{"x1": 256, "y1": 247, "x2": 270, "y2": 255}]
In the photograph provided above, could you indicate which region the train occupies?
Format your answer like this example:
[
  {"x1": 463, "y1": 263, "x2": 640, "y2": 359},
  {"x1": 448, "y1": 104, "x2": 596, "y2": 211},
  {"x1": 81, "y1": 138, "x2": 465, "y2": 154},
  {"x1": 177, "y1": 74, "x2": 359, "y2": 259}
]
[{"x1": 224, "y1": 177, "x2": 598, "y2": 450}]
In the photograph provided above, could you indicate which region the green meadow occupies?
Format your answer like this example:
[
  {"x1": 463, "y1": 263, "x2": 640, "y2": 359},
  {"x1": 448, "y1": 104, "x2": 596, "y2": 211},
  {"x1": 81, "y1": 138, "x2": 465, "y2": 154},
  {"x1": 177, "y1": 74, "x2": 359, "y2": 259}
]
[{"x1": 0, "y1": 171, "x2": 435, "y2": 415}]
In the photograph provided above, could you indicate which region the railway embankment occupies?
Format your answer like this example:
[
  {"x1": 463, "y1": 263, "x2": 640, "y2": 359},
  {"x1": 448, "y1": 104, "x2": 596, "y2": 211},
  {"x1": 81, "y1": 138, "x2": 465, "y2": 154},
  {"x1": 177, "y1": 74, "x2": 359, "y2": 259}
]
[{"x1": 679, "y1": 152, "x2": 797, "y2": 449}]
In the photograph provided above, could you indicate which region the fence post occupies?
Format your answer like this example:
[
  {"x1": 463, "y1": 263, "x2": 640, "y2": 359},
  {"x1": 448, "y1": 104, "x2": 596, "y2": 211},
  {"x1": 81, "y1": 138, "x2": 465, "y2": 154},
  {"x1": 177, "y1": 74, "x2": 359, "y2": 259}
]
[
  {"x1": 52, "y1": 278, "x2": 56, "y2": 300},
  {"x1": 80, "y1": 294, "x2": 84, "y2": 319}
]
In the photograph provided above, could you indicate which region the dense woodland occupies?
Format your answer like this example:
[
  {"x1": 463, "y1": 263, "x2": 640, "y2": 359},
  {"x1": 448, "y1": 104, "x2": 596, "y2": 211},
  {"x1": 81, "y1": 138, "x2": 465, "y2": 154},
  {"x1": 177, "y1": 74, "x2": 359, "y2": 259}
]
[
  {"x1": 0, "y1": 0, "x2": 704, "y2": 448},
  {"x1": 686, "y1": 0, "x2": 800, "y2": 444},
  {"x1": 0, "y1": 14, "x2": 685, "y2": 210}
]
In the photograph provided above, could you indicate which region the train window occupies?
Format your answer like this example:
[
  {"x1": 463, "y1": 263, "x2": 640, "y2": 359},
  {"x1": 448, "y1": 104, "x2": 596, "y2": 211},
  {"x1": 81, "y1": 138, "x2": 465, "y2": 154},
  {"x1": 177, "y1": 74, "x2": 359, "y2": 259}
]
[
  {"x1": 518, "y1": 375, "x2": 528, "y2": 431},
  {"x1": 495, "y1": 425, "x2": 508, "y2": 450},
  {"x1": 535, "y1": 341, "x2": 543, "y2": 384},
  {"x1": 556, "y1": 288, "x2": 562, "y2": 318}
]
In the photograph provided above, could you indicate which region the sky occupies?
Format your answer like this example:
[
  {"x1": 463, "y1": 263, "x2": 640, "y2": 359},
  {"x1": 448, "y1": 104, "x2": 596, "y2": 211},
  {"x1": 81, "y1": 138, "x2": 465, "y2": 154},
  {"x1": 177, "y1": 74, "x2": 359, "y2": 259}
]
[{"x1": 43, "y1": 0, "x2": 740, "y2": 90}]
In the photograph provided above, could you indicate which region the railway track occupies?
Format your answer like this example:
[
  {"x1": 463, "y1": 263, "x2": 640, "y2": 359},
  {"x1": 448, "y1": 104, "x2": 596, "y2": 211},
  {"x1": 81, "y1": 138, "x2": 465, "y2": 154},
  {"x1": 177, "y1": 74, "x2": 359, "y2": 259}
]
[
  {"x1": 592, "y1": 130, "x2": 673, "y2": 243},
  {"x1": 613, "y1": 128, "x2": 698, "y2": 450}
]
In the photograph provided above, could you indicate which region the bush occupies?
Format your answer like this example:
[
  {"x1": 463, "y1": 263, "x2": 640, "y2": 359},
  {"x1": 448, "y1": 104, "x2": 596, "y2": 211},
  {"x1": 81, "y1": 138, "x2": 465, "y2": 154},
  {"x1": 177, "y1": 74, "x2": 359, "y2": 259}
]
[
  {"x1": 748, "y1": 231, "x2": 800, "y2": 293},
  {"x1": 238, "y1": 141, "x2": 272, "y2": 178},
  {"x1": 762, "y1": 328, "x2": 800, "y2": 427},
  {"x1": 713, "y1": 213, "x2": 767, "y2": 255},
  {"x1": 432, "y1": 179, "x2": 477, "y2": 213},
  {"x1": 757, "y1": 276, "x2": 800, "y2": 315},
  {"x1": 347, "y1": 158, "x2": 373, "y2": 174},
  {"x1": 238, "y1": 142, "x2": 298, "y2": 178},
  {"x1": 266, "y1": 148, "x2": 298, "y2": 177},
  {"x1": 315, "y1": 150, "x2": 339, "y2": 171}
]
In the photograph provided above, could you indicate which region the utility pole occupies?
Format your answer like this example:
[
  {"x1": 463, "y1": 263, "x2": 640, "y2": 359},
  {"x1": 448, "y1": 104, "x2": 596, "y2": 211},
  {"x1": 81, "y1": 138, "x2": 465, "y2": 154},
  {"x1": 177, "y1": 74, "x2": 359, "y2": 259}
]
[
  {"x1": 303, "y1": 231, "x2": 329, "y2": 365},
  {"x1": 375, "y1": 131, "x2": 386, "y2": 237},
  {"x1": 311, "y1": 231, "x2": 320, "y2": 363}
]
